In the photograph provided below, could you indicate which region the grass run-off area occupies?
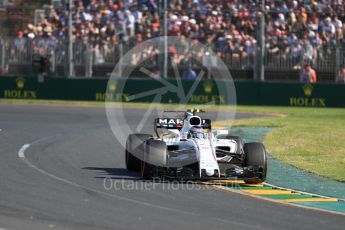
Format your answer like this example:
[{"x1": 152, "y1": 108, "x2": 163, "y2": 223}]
[
  {"x1": 1, "y1": 99, "x2": 345, "y2": 182},
  {"x1": 232, "y1": 106, "x2": 345, "y2": 183}
]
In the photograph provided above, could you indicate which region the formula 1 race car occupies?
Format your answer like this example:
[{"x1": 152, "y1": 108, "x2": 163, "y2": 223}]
[{"x1": 125, "y1": 109, "x2": 267, "y2": 184}]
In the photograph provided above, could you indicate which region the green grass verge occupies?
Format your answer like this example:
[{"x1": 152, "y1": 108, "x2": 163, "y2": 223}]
[
  {"x1": 1, "y1": 99, "x2": 344, "y2": 182},
  {"x1": 231, "y1": 106, "x2": 345, "y2": 183}
]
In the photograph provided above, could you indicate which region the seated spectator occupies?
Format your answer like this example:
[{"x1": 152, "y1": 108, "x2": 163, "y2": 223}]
[
  {"x1": 182, "y1": 64, "x2": 197, "y2": 80},
  {"x1": 8, "y1": 0, "x2": 345, "y2": 78},
  {"x1": 336, "y1": 66, "x2": 345, "y2": 83},
  {"x1": 321, "y1": 17, "x2": 336, "y2": 48},
  {"x1": 300, "y1": 60, "x2": 317, "y2": 83}
]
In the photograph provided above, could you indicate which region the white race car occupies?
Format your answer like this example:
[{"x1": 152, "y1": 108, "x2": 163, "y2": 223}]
[{"x1": 125, "y1": 109, "x2": 267, "y2": 184}]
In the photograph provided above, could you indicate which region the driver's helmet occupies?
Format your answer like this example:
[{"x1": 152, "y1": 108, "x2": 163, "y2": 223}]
[{"x1": 189, "y1": 126, "x2": 204, "y2": 139}]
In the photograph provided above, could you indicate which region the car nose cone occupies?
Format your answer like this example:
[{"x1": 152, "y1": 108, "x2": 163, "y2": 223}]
[{"x1": 206, "y1": 168, "x2": 214, "y2": 176}]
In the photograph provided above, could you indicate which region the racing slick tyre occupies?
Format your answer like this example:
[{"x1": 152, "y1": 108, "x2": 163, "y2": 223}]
[
  {"x1": 217, "y1": 135, "x2": 244, "y2": 155},
  {"x1": 141, "y1": 139, "x2": 167, "y2": 180},
  {"x1": 243, "y1": 143, "x2": 267, "y2": 184},
  {"x1": 126, "y1": 134, "x2": 152, "y2": 172},
  {"x1": 141, "y1": 161, "x2": 152, "y2": 180}
]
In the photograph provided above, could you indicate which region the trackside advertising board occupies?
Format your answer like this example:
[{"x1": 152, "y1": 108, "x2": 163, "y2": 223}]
[{"x1": 0, "y1": 76, "x2": 345, "y2": 107}]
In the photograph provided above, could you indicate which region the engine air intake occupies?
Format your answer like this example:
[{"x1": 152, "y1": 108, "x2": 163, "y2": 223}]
[{"x1": 189, "y1": 116, "x2": 201, "y2": 126}]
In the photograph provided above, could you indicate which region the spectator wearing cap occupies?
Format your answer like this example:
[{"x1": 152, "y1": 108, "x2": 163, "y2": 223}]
[
  {"x1": 336, "y1": 66, "x2": 345, "y2": 83},
  {"x1": 300, "y1": 59, "x2": 317, "y2": 83}
]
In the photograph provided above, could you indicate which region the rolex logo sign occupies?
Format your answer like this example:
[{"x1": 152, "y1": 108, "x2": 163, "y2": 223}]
[
  {"x1": 4, "y1": 77, "x2": 37, "y2": 99},
  {"x1": 16, "y1": 77, "x2": 25, "y2": 89},
  {"x1": 108, "y1": 81, "x2": 117, "y2": 92},
  {"x1": 203, "y1": 81, "x2": 213, "y2": 94},
  {"x1": 190, "y1": 81, "x2": 225, "y2": 104},
  {"x1": 95, "y1": 81, "x2": 127, "y2": 101},
  {"x1": 289, "y1": 84, "x2": 326, "y2": 107},
  {"x1": 303, "y1": 84, "x2": 313, "y2": 97}
]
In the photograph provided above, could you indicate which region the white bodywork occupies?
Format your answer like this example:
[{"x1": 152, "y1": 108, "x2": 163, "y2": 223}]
[{"x1": 159, "y1": 112, "x2": 238, "y2": 177}]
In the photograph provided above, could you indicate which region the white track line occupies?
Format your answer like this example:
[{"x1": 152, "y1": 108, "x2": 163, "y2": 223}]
[
  {"x1": 18, "y1": 144, "x2": 30, "y2": 158},
  {"x1": 18, "y1": 141, "x2": 198, "y2": 216}
]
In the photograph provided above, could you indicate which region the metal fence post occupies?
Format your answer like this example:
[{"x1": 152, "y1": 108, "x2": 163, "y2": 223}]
[
  {"x1": 65, "y1": 0, "x2": 74, "y2": 78},
  {"x1": 29, "y1": 39, "x2": 34, "y2": 74},
  {"x1": 85, "y1": 44, "x2": 89, "y2": 78},
  {"x1": 335, "y1": 44, "x2": 340, "y2": 80},
  {"x1": 0, "y1": 38, "x2": 4, "y2": 73},
  {"x1": 254, "y1": 1, "x2": 265, "y2": 81},
  {"x1": 51, "y1": 49, "x2": 56, "y2": 74},
  {"x1": 163, "y1": 0, "x2": 168, "y2": 78},
  {"x1": 118, "y1": 42, "x2": 123, "y2": 76},
  {"x1": 85, "y1": 43, "x2": 93, "y2": 78}
]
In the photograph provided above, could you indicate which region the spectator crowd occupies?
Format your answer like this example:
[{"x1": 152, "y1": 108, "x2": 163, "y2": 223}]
[{"x1": 7, "y1": 0, "x2": 345, "y2": 81}]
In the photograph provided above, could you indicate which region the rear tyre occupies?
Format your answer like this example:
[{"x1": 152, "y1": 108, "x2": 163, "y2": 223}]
[
  {"x1": 141, "y1": 139, "x2": 167, "y2": 180},
  {"x1": 243, "y1": 143, "x2": 267, "y2": 184},
  {"x1": 126, "y1": 134, "x2": 152, "y2": 172},
  {"x1": 141, "y1": 160, "x2": 152, "y2": 180}
]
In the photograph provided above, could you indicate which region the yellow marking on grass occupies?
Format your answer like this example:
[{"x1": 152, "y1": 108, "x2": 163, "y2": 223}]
[
  {"x1": 208, "y1": 180, "x2": 245, "y2": 184},
  {"x1": 241, "y1": 184, "x2": 265, "y2": 187},
  {"x1": 242, "y1": 190, "x2": 298, "y2": 195},
  {"x1": 212, "y1": 126, "x2": 225, "y2": 130},
  {"x1": 283, "y1": 198, "x2": 338, "y2": 203},
  {"x1": 206, "y1": 180, "x2": 264, "y2": 187}
]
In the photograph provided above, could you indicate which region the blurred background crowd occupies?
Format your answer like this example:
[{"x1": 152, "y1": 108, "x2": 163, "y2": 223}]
[{"x1": 1, "y1": 0, "x2": 345, "y2": 81}]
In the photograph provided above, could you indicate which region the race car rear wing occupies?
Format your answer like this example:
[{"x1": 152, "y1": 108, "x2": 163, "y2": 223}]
[{"x1": 154, "y1": 118, "x2": 211, "y2": 130}]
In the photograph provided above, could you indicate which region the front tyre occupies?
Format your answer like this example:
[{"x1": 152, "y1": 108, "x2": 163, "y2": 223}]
[
  {"x1": 141, "y1": 139, "x2": 167, "y2": 180},
  {"x1": 243, "y1": 143, "x2": 267, "y2": 184}
]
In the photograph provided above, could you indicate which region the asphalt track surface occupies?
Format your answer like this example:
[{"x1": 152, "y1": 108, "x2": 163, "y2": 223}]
[{"x1": 0, "y1": 104, "x2": 344, "y2": 230}]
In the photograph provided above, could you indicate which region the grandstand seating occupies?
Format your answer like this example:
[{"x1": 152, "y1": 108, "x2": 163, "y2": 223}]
[{"x1": 1, "y1": 0, "x2": 345, "y2": 81}]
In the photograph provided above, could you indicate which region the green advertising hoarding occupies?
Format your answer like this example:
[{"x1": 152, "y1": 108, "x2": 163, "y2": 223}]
[{"x1": 1, "y1": 76, "x2": 345, "y2": 107}]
